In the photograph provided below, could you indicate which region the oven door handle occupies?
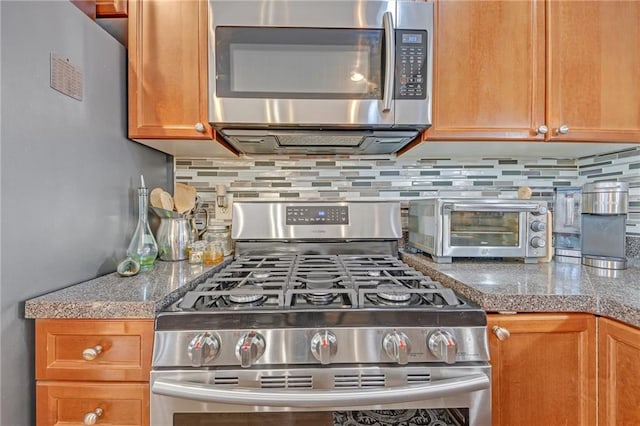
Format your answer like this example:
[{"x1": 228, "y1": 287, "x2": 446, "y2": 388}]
[
  {"x1": 444, "y1": 202, "x2": 542, "y2": 213},
  {"x1": 152, "y1": 374, "x2": 489, "y2": 407}
]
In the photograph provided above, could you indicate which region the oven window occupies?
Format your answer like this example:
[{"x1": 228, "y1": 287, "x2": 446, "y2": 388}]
[
  {"x1": 450, "y1": 211, "x2": 519, "y2": 247},
  {"x1": 215, "y1": 27, "x2": 383, "y2": 99},
  {"x1": 174, "y1": 409, "x2": 469, "y2": 425}
]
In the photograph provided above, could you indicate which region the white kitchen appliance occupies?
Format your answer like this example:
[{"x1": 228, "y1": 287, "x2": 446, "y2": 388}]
[
  {"x1": 150, "y1": 201, "x2": 490, "y2": 425},
  {"x1": 408, "y1": 198, "x2": 549, "y2": 263},
  {"x1": 207, "y1": 0, "x2": 434, "y2": 154}
]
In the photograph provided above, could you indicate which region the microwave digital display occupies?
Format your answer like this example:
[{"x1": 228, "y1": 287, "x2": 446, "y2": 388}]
[{"x1": 402, "y1": 33, "x2": 423, "y2": 44}]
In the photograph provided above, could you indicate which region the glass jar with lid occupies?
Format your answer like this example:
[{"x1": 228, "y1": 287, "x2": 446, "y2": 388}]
[{"x1": 202, "y1": 221, "x2": 232, "y2": 256}]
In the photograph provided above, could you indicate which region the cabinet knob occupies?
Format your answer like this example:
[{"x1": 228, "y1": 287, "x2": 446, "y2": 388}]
[
  {"x1": 194, "y1": 122, "x2": 206, "y2": 133},
  {"x1": 81, "y1": 345, "x2": 103, "y2": 361},
  {"x1": 556, "y1": 124, "x2": 570, "y2": 135},
  {"x1": 492, "y1": 326, "x2": 511, "y2": 341},
  {"x1": 83, "y1": 407, "x2": 103, "y2": 425},
  {"x1": 536, "y1": 125, "x2": 549, "y2": 135}
]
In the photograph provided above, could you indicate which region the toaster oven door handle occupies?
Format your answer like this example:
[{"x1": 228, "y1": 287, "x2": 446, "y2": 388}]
[
  {"x1": 382, "y1": 11, "x2": 394, "y2": 113},
  {"x1": 444, "y1": 202, "x2": 541, "y2": 213},
  {"x1": 152, "y1": 373, "x2": 489, "y2": 407}
]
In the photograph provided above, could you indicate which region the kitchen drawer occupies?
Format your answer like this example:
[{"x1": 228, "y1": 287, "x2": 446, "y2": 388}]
[
  {"x1": 35, "y1": 319, "x2": 153, "y2": 381},
  {"x1": 36, "y1": 381, "x2": 149, "y2": 426}
]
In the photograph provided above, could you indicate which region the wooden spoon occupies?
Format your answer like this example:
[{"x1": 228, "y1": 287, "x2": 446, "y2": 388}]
[
  {"x1": 149, "y1": 188, "x2": 165, "y2": 209},
  {"x1": 159, "y1": 191, "x2": 174, "y2": 211},
  {"x1": 174, "y1": 183, "x2": 197, "y2": 214}
]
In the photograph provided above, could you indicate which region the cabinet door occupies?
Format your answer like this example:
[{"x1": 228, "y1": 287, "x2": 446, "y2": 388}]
[
  {"x1": 426, "y1": 0, "x2": 545, "y2": 140},
  {"x1": 598, "y1": 318, "x2": 640, "y2": 426},
  {"x1": 128, "y1": 0, "x2": 212, "y2": 139},
  {"x1": 547, "y1": 1, "x2": 640, "y2": 141},
  {"x1": 36, "y1": 382, "x2": 149, "y2": 426},
  {"x1": 488, "y1": 313, "x2": 596, "y2": 426}
]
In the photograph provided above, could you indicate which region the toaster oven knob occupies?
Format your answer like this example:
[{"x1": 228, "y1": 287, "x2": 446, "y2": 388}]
[
  {"x1": 310, "y1": 330, "x2": 338, "y2": 364},
  {"x1": 530, "y1": 221, "x2": 546, "y2": 232},
  {"x1": 427, "y1": 330, "x2": 457, "y2": 364},
  {"x1": 188, "y1": 332, "x2": 220, "y2": 367},
  {"x1": 532, "y1": 205, "x2": 548, "y2": 216},
  {"x1": 530, "y1": 237, "x2": 546, "y2": 248},
  {"x1": 383, "y1": 331, "x2": 411, "y2": 365},
  {"x1": 236, "y1": 331, "x2": 266, "y2": 368}
]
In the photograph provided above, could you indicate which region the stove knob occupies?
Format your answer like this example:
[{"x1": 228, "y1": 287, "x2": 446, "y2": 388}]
[
  {"x1": 310, "y1": 330, "x2": 338, "y2": 364},
  {"x1": 187, "y1": 332, "x2": 220, "y2": 367},
  {"x1": 383, "y1": 331, "x2": 411, "y2": 365},
  {"x1": 236, "y1": 331, "x2": 266, "y2": 368},
  {"x1": 427, "y1": 330, "x2": 457, "y2": 364}
]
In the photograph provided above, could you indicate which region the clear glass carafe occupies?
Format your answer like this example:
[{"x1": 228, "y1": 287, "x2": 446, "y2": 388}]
[{"x1": 127, "y1": 181, "x2": 158, "y2": 269}]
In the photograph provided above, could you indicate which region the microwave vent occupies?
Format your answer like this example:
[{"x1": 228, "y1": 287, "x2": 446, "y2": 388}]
[{"x1": 277, "y1": 134, "x2": 363, "y2": 147}]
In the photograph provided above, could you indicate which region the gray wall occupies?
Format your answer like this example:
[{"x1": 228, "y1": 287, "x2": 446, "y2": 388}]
[{"x1": 0, "y1": 2, "x2": 170, "y2": 424}]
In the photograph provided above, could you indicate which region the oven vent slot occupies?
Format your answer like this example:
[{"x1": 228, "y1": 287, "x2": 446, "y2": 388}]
[
  {"x1": 213, "y1": 376, "x2": 239, "y2": 385},
  {"x1": 407, "y1": 373, "x2": 431, "y2": 384},
  {"x1": 333, "y1": 373, "x2": 386, "y2": 388},
  {"x1": 259, "y1": 374, "x2": 313, "y2": 389}
]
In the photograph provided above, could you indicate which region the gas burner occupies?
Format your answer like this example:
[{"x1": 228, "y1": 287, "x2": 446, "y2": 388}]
[
  {"x1": 226, "y1": 285, "x2": 268, "y2": 305},
  {"x1": 368, "y1": 270, "x2": 382, "y2": 277},
  {"x1": 252, "y1": 272, "x2": 270, "y2": 280},
  {"x1": 304, "y1": 279, "x2": 338, "y2": 305},
  {"x1": 365, "y1": 283, "x2": 423, "y2": 306}
]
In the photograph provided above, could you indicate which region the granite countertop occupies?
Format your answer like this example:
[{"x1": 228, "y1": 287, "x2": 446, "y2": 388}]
[
  {"x1": 402, "y1": 252, "x2": 640, "y2": 328},
  {"x1": 26, "y1": 253, "x2": 640, "y2": 329},
  {"x1": 24, "y1": 260, "x2": 231, "y2": 319}
]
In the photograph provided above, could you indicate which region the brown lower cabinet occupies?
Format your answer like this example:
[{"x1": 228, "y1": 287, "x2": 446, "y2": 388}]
[
  {"x1": 598, "y1": 317, "x2": 640, "y2": 426},
  {"x1": 33, "y1": 314, "x2": 639, "y2": 425},
  {"x1": 487, "y1": 313, "x2": 596, "y2": 426},
  {"x1": 35, "y1": 319, "x2": 153, "y2": 426}
]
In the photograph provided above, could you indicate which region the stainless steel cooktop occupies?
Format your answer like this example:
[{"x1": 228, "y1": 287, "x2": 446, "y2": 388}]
[{"x1": 176, "y1": 254, "x2": 461, "y2": 311}]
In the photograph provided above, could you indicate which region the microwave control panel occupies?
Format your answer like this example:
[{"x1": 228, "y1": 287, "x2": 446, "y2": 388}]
[
  {"x1": 286, "y1": 206, "x2": 349, "y2": 225},
  {"x1": 395, "y1": 30, "x2": 428, "y2": 100}
]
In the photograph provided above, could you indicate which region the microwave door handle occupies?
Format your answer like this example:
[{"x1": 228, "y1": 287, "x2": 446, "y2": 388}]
[
  {"x1": 445, "y1": 202, "x2": 542, "y2": 213},
  {"x1": 382, "y1": 11, "x2": 394, "y2": 113},
  {"x1": 152, "y1": 374, "x2": 489, "y2": 408}
]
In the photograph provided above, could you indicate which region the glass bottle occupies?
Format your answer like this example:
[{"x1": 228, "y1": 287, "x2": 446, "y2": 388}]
[{"x1": 127, "y1": 176, "x2": 158, "y2": 269}]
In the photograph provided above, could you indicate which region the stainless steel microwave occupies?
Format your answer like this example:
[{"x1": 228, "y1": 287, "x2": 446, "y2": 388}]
[
  {"x1": 208, "y1": 0, "x2": 434, "y2": 155},
  {"x1": 408, "y1": 198, "x2": 549, "y2": 263}
]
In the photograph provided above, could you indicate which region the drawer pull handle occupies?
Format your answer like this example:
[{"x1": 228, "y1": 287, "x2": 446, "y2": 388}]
[
  {"x1": 492, "y1": 326, "x2": 511, "y2": 341},
  {"x1": 83, "y1": 407, "x2": 103, "y2": 425},
  {"x1": 82, "y1": 345, "x2": 103, "y2": 361}
]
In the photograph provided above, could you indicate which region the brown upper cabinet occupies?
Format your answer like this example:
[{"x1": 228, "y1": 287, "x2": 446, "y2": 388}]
[
  {"x1": 127, "y1": 0, "x2": 236, "y2": 156},
  {"x1": 97, "y1": 0, "x2": 127, "y2": 18},
  {"x1": 428, "y1": 0, "x2": 640, "y2": 143}
]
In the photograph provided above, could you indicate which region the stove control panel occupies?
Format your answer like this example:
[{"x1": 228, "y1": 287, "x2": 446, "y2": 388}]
[
  {"x1": 154, "y1": 326, "x2": 489, "y2": 368},
  {"x1": 286, "y1": 206, "x2": 349, "y2": 225}
]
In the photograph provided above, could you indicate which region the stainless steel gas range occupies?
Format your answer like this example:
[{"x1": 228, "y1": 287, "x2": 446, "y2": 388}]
[{"x1": 150, "y1": 201, "x2": 491, "y2": 426}]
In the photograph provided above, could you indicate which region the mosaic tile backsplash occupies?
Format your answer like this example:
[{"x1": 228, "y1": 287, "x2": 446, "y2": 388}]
[{"x1": 175, "y1": 144, "x2": 640, "y2": 248}]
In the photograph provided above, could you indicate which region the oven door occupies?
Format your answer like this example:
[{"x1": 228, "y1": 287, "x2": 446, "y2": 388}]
[
  {"x1": 441, "y1": 202, "x2": 532, "y2": 259},
  {"x1": 150, "y1": 366, "x2": 491, "y2": 426},
  {"x1": 208, "y1": 0, "x2": 432, "y2": 127}
]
